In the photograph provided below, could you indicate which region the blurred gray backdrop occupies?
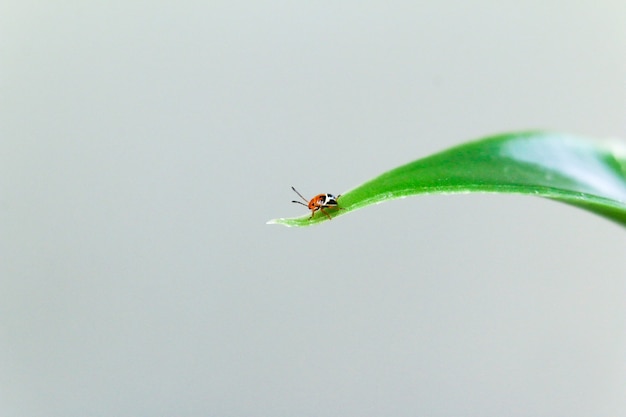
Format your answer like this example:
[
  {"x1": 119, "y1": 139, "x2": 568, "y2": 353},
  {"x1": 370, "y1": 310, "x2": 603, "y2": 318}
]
[{"x1": 2, "y1": 1, "x2": 626, "y2": 416}]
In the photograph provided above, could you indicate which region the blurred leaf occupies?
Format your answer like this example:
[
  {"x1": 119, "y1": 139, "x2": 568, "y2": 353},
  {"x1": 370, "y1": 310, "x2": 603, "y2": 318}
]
[{"x1": 268, "y1": 132, "x2": 626, "y2": 228}]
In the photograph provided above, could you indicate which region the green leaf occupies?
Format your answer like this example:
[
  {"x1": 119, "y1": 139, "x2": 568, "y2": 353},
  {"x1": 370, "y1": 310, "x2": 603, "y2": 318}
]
[{"x1": 267, "y1": 131, "x2": 626, "y2": 228}]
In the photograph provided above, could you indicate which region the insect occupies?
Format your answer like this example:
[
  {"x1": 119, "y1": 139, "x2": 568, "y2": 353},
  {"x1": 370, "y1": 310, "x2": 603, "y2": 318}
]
[{"x1": 291, "y1": 186, "x2": 342, "y2": 220}]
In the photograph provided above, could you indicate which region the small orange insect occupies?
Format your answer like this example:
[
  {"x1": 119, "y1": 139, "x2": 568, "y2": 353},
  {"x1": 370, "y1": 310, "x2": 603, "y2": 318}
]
[{"x1": 291, "y1": 186, "x2": 342, "y2": 220}]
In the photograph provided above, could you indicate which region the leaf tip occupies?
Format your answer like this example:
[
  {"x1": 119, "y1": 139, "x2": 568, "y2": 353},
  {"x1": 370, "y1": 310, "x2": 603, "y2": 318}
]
[{"x1": 266, "y1": 217, "x2": 297, "y2": 227}]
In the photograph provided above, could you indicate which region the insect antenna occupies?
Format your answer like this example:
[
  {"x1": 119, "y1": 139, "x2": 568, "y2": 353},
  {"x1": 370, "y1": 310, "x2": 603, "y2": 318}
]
[
  {"x1": 291, "y1": 200, "x2": 308, "y2": 206},
  {"x1": 291, "y1": 186, "x2": 308, "y2": 203}
]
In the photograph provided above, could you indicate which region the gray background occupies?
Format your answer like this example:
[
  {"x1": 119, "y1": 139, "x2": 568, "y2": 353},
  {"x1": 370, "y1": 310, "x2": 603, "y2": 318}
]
[{"x1": 2, "y1": 1, "x2": 626, "y2": 416}]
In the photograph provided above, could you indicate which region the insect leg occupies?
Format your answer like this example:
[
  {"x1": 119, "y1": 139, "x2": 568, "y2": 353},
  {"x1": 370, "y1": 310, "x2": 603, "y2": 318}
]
[{"x1": 319, "y1": 207, "x2": 332, "y2": 220}]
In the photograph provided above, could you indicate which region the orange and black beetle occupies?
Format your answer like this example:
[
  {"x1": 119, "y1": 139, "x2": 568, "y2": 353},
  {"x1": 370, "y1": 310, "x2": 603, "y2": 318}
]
[{"x1": 291, "y1": 186, "x2": 342, "y2": 220}]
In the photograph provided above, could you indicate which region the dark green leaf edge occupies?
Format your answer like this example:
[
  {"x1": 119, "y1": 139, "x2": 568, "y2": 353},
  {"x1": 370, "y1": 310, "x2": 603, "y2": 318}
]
[{"x1": 267, "y1": 131, "x2": 626, "y2": 228}]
